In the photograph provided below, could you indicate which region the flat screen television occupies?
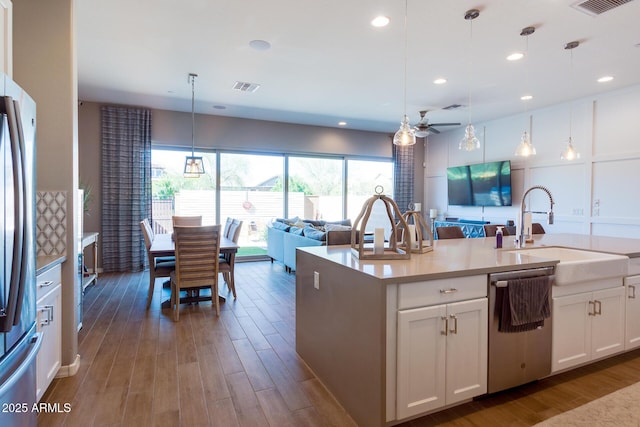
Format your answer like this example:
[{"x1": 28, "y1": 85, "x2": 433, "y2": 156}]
[{"x1": 447, "y1": 160, "x2": 512, "y2": 206}]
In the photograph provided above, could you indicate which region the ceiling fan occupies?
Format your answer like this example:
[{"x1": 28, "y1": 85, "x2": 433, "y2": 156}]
[{"x1": 413, "y1": 110, "x2": 460, "y2": 137}]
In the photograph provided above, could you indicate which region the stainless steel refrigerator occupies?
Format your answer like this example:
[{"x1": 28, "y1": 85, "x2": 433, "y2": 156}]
[{"x1": 0, "y1": 73, "x2": 41, "y2": 426}]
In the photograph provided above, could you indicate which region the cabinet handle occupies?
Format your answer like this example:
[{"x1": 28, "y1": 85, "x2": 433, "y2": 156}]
[
  {"x1": 449, "y1": 314, "x2": 458, "y2": 335},
  {"x1": 38, "y1": 280, "x2": 54, "y2": 288},
  {"x1": 595, "y1": 300, "x2": 602, "y2": 316},
  {"x1": 588, "y1": 300, "x2": 596, "y2": 316},
  {"x1": 439, "y1": 288, "x2": 458, "y2": 294},
  {"x1": 441, "y1": 316, "x2": 448, "y2": 336},
  {"x1": 630, "y1": 285, "x2": 637, "y2": 299},
  {"x1": 38, "y1": 305, "x2": 54, "y2": 326}
]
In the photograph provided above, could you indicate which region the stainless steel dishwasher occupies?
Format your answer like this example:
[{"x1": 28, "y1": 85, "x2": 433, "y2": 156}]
[{"x1": 488, "y1": 266, "x2": 554, "y2": 393}]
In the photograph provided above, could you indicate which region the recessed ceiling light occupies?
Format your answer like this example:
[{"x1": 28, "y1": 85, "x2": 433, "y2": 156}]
[
  {"x1": 507, "y1": 52, "x2": 524, "y2": 61},
  {"x1": 433, "y1": 78, "x2": 447, "y2": 85},
  {"x1": 521, "y1": 95, "x2": 533, "y2": 101},
  {"x1": 338, "y1": 121, "x2": 347, "y2": 126},
  {"x1": 249, "y1": 39, "x2": 271, "y2": 51},
  {"x1": 371, "y1": 15, "x2": 390, "y2": 27},
  {"x1": 597, "y1": 75, "x2": 614, "y2": 83}
]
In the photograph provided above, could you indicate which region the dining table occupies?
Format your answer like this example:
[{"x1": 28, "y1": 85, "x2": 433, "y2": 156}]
[{"x1": 149, "y1": 233, "x2": 240, "y2": 308}]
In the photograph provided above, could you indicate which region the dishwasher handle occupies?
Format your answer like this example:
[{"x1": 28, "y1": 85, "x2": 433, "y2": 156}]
[{"x1": 489, "y1": 266, "x2": 554, "y2": 284}]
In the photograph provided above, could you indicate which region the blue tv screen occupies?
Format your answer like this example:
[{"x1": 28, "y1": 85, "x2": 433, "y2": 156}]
[{"x1": 447, "y1": 160, "x2": 512, "y2": 206}]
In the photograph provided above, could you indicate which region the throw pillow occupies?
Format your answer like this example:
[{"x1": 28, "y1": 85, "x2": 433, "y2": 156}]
[
  {"x1": 276, "y1": 216, "x2": 300, "y2": 225},
  {"x1": 289, "y1": 226, "x2": 305, "y2": 236},
  {"x1": 324, "y1": 223, "x2": 352, "y2": 232},
  {"x1": 303, "y1": 219, "x2": 326, "y2": 227},
  {"x1": 271, "y1": 221, "x2": 290, "y2": 232},
  {"x1": 303, "y1": 226, "x2": 326, "y2": 241}
]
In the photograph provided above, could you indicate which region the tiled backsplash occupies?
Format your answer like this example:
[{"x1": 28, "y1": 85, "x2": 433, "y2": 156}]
[{"x1": 36, "y1": 191, "x2": 67, "y2": 256}]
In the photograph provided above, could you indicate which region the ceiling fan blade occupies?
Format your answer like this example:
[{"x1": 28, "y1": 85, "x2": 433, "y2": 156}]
[
  {"x1": 428, "y1": 127, "x2": 441, "y2": 134},
  {"x1": 430, "y1": 122, "x2": 461, "y2": 127}
]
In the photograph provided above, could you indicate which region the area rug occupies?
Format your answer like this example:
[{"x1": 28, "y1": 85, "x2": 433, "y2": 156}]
[{"x1": 534, "y1": 381, "x2": 640, "y2": 426}]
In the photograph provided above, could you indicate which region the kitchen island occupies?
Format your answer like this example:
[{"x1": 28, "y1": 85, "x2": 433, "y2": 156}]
[{"x1": 295, "y1": 233, "x2": 640, "y2": 426}]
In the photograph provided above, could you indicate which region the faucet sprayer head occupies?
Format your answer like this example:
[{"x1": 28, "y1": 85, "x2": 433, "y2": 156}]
[{"x1": 548, "y1": 210, "x2": 554, "y2": 225}]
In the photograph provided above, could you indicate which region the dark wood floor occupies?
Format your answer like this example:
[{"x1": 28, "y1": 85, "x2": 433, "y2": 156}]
[{"x1": 39, "y1": 261, "x2": 640, "y2": 426}]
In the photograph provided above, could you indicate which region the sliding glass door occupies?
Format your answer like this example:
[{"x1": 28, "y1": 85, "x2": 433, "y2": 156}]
[
  {"x1": 151, "y1": 148, "x2": 393, "y2": 259},
  {"x1": 287, "y1": 156, "x2": 344, "y2": 220},
  {"x1": 151, "y1": 148, "x2": 216, "y2": 233},
  {"x1": 219, "y1": 153, "x2": 284, "y2": 257}
]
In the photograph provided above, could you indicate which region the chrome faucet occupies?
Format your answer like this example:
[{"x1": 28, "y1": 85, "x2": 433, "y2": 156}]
[{"x1": 519, "y1": 185, "x2": 554, "y2": 246}]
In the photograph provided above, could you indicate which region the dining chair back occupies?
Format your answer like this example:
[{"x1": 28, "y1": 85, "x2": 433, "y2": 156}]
[
  {"x1": 170, "y1": 225, "x2": 221, "y2": 320},
  {"x1": 172, "y1": 215, "x2": 203, "y2": 227},
  {"x1": 223, "y1": 217, "x2": 233, "y2": 238},
  {"x1": 140, "y1": 219, "x2": 175, "y2": 308},
  {"x1": 483, "y1": 224, "x2": 510, "y2": 237},
  {"x1": 436, "y1": 226, "x2": 465, "y2": 239},
  {"x1": 219, "y1": 219, "x2": 243, "y2": 298},
  {"x1": 532, "y1": 223, "x2": 546, "y2": 234}
]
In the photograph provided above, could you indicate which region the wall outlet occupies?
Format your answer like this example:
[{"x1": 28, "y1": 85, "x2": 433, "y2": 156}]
[{"x1": 314, "y1": 271, "x2": 320, "y2": 290}]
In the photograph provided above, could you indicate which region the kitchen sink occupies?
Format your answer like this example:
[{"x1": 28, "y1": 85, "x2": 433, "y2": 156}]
[{"x1": 505, "y1": 246, "x2": 628, "y2": 285}]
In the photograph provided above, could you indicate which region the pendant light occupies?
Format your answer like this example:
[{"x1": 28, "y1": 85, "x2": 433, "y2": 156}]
[
  {"x1": 459, "y1": 9, "x2": 480, "y2": 151},
  {"x1": 392, "y1": 0, "x2": 416, "y2": 146},
  {"x1": 561, "y1": 41, "x2": 580, "y2": 161},
  {"x1": 184, "y1": 73, "x2": 205, "y2": 178},
  {"x1": 514, "y1": 26, "x2": 537, "y2": 157}
]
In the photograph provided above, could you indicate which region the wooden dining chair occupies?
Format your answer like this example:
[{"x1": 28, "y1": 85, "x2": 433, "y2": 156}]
[
  {"x1": 223, "y1": 217, "x2": 233, "y2": 238},
  {"x1": 532, "y1": 223, "x2": 546, "y2": 234},
  {"x1": 170, "y1": 225, "x2": 222, "y2": 321},
  {"x1": 172, "y1": 215, "x2": 203, "y2": 227},
  {"x1": 219, "y1": 219, "x2": 243, "y2": 299},
  {"x1": 484, "y1": 224, "x2": 510, "y2": 237},
  {"x1": 436, "y1": 226, "x2": 465, "y2": 239},
  {"x1": 140, "y1": 219, "x2": 175, "y2": 309}
]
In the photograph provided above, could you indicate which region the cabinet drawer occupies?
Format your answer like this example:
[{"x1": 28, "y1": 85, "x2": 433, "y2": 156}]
[
  {"x1": 398, "y1": 275, "x2": 487, "y2": 309},
  {"x1": 36, "y1": 282, "x2": 62, "y2": 402},
  {"x1": 37, "y1": 264, "x2": 62, "y2": 300}
]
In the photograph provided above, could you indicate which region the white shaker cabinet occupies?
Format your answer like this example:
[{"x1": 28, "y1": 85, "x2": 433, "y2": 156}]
[
  {"x1": 36, "y1": 264, "x2": 62, "y2": 402},
  {"x1": 624, "y1": 275, "x2": 640, "y2": 350},
  {"x1": 552, "y1": 285, "x2": 625, "y2": 372},
  {"x1": 396, "y1": 276, "x2": 487, "y2": 420}
]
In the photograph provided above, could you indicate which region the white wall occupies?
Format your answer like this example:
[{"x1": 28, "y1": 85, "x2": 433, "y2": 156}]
[{"x1": 425, "y1": 84, "x2": 640, "y2": 238}]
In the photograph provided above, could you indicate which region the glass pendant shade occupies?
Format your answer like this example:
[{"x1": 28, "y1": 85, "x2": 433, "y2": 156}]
[
  {"x1": 184, "y1": 156, "x2": 205, "y2": 178},
  {"x1": 560, "y1": 137, "x2": 580, "y2": 161},
  {"x1": 459, "y1": 124, "x2": 480, "y2": 151},
  {"x1": 393, "y1": 115, "x2": 416, "y2": 146},
  {"x1": 514, "y1": 131, "x2": 536, "y2": 157}
]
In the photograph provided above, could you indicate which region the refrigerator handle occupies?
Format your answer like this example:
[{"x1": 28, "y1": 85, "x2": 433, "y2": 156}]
[
  {"x1": 12, "y1": 100, "x2": 28, "y2": 325},
  {"x1": 0, "y1": 96, "x2": 25, "y2": 332},
  {"x1": 0, "y1": 332, "x2": 42, "y2": 396}
]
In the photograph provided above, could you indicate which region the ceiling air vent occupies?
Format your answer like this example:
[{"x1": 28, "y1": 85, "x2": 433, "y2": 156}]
[
  {"x1": 232, "y1": 81, "x2": 260, "y2": 93},
  {"x1": 570, "y1": 0, "x2": 634, "y2": 16}
]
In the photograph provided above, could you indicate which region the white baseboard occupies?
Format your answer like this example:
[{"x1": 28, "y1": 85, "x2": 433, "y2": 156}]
[{"x1": 55, "y1": 354, "x2": 81, "y2": 378}]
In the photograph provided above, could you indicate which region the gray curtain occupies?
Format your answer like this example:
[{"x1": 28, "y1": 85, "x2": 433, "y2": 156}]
[
  {"x1": 101, "y1": 106, "x2": 152, "y2": 272},
  {"x1": 393, "y1": 141, "x2": 414, "y2": 215}
]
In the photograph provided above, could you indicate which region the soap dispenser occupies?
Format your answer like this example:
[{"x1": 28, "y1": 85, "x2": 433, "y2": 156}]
[{"x1": 496, "y1": 226, "x2": 504, "y2": 249}]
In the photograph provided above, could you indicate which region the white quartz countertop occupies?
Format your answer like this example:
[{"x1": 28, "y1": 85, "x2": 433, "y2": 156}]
[
  {"x1": 36, "y1": 254, "x2": 66, "y2": 275},
  {"x1": 298, "y1": 233, "x2": 640, "y2": 284}
]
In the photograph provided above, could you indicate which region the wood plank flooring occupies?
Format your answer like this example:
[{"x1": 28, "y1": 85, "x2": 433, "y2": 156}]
[{"x1": 38, "y1": 261, "x2": 640, "y2": 426}]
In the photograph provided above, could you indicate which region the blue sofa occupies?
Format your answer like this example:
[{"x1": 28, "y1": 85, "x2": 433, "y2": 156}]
[{"x1": 267, "y1": 218, "x2": 353, "y2": 272}]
